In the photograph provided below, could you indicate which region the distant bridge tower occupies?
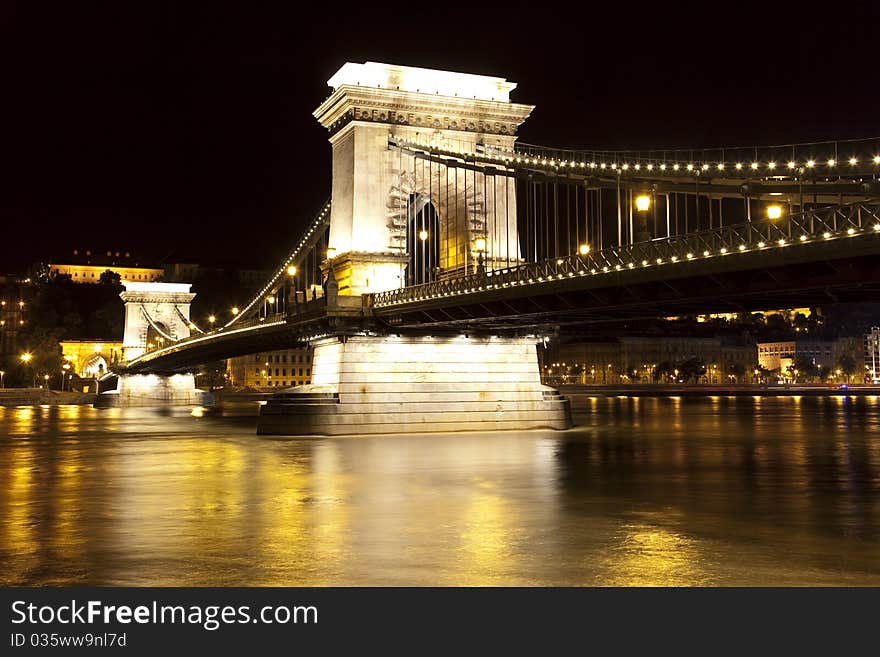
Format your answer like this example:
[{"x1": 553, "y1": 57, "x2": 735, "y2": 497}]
[
  {"x1": 111, "y1": 282, "x2": 209, "y2": 405},
  {"x1": 120, "y1": 282, "x2": 196, "y2": 361},
  {"x1": 313, "y1": 61, "x2": 534, "y2": 295}
]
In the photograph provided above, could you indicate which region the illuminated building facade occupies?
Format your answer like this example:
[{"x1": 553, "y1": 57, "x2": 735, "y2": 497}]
[
  {"x1": 60, "y1": 340, "x2": 125, "y2": 377},
  {"x1": 0, "y1": 295, "x2": 26, "y2": 353},
  {"x1": 549, "y1": 337, "x2": 756, "y2": 383},
  {"x1": 866, "y1": 328, "x2": 880, "y2": 382},
  {"x1": 227, "y1": 348, "x2": 313, "y2": 389},
  {"x1": 49, "y1": 250, "x2": 163, "y2": 283}
]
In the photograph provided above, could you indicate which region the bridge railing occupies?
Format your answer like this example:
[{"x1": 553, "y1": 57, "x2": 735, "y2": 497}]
[{"x1": 370, "y1": 201, "x2": 880, "y2": 309}]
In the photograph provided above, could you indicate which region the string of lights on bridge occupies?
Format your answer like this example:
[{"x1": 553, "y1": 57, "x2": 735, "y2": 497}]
[
  {"x1": 389, "y1": 135, "x2": 880, "y2": 178},
  {"x1": 221, "y1": 199, "x2": 332, "y2": 331},
  {"x1": 371, "y1": 200, "x2": 880, "y2": 308}
]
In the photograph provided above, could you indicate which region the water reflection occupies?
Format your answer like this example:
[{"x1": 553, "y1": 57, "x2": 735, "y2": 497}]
[{"x1": 0, "y1": 397, "x2": 878, "y2": 586}]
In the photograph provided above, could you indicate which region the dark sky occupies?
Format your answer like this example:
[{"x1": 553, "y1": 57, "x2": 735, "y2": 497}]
[{"x1": 2, "y1": 1, "x2": 878, "y2": 272}]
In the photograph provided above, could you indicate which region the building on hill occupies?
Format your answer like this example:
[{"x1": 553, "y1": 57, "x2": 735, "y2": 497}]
[{"x1": 49, "y1": 250, "x2": 163, "y2": 283}]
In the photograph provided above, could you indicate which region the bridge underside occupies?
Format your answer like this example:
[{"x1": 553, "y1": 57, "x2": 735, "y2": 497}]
[
  {"x1": 123, "y1": 239, "x2": 880, "y2": 374},
  {"x1": 373, "y1": 239, "x2": 880, "y2": 331}
]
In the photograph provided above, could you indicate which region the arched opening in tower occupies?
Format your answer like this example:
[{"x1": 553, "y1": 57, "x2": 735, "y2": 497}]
[
  {"x1": 405, "y1": 193, "x2": 440, "y2": 286},
  {"x1": 146, "y1": 321, "x2": 173, "y2": 351}
]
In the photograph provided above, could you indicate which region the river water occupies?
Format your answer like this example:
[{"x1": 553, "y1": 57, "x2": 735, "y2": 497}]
[{"x1": 1, "y1": 395, "x2": 878, "y2": 586}]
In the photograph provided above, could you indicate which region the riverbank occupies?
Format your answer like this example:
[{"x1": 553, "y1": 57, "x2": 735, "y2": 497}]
[
  {"x1": 557, "y1": 383, "x2": 878, "y2": 400},
  {"x1": 0, "y1": 389, "x2": 97, "y2": 406}
]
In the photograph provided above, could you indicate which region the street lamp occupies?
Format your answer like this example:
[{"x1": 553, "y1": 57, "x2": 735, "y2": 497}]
[
  {"x1": 287, "y1": 265, "x2": 298, "y2": 312},
  {"x1": 20, "y1": 352, "x2": 34, "y2": 387},
  {"x1": 208, "y1": 314, "x2": 216, "y2": 326},
  {"x1": 43, "y1": 373, "x2": 50, "y2": 389},
  {"x1": 418, "y1": 230, "x2": 429, "y2": 283},
  {"x1": 474, "y1": 237, "x2": 486, "y2": 276},
  {"x1": 634, "y1": 194, "x2": 652, "y2": 243},
  {"x1": 231, "y1": 306, "x2": 239, "y2": 316},
  {"x1": 578, "y1": 243, "x2": 591, "y2": 256},
  {"x1": 0, "y1": 370, "x2": 4, "y2": 389},
  {"x1": 766, "y1": 204, "x2": 783, "y2": 220},
  {"x1": 62, "y1": 363, "x2": 70, "y2": 392},
  {"x1": 635, "y1": 194, "x2": 651, "y2": 212}
]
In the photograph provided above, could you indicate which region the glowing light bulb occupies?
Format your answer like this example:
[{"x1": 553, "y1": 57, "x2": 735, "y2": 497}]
[{"x1": 767, "y1": 204, "x2": 783, "y2": 220}]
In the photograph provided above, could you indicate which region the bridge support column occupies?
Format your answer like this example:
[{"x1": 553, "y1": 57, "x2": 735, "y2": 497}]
[
  {"x1": 97, "y1": 373, "x2": 213, "y2": 406},
  {"x1": 257, "y1": 335, "x2": 571, "y2": 436}
]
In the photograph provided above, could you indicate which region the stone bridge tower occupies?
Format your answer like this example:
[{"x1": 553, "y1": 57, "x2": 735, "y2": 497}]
[
  {"x1": 258, "y1": 63, "x2": 571, "y2": 435},
  {"x1": 313, "y1": 61, "x2": 534, "y2": 295},
  {"x1": 120, "y1": 282, "x2": 196, "y2": 361}
]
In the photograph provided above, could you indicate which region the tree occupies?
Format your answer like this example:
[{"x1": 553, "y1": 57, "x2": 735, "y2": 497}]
[
  {"x1": 199, "y1": 360, "x2": 228, "y2": 390},
  {"x1": 679, "y1": 357, "x2": 706, "y2": 383},
  {"x1": 654, "y1": 361, "x2": 674, "y2": 383},
  {"x1": 754, "y1": 364, "x2": 771, "y2": 384},
  {"x1": 726, "y1": 362, "x2": 746, "y2": 382},
  {"x1": 792, "y1": 355, "x2": 818, "y2": 382},
  {"x1": 837, "y1": 354, "x2": 858, "y2": 382},
  {"x1": 98, "y1": 269, "x2": 122, "y2": 285}
]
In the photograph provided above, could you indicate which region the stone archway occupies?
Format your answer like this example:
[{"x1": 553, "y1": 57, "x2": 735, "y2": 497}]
[
  {"x1": 404, "y1": 193, "x2": 441, "y2": 285},
  {"x1": 80, "y1": 352, "x2": 109, "y2": 377}
]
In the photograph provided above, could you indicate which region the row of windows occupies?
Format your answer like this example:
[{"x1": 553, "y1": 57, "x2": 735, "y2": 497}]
[
  {"x1": 254, "y1": 368, "x2": 310, "y2": 376},
  {"x1": 254, "y1": 352, "x2": 310, "y2": 364},
  {"x1": 64, "y1": 271, "x2": 159, "y2": 280}
]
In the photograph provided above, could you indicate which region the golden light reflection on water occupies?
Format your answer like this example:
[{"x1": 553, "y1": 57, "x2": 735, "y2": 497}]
[
  {"x1": 1, "y1": 399, "x2": 879, "y2": 586},
  {"x1": 597, "y1": 522, "x2": 709, "y2": 586},
  {"x1": 458, "y1": 488, "x2": 516, "y2": 586},
  {"x1": 2, "y1": 445, "x2": 37, "y2": 576}
]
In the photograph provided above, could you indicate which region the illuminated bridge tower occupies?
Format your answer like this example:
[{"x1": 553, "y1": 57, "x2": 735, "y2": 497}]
[
  {"x1": 259, "y1": 62, "x2": 571, "y2": 435},
  {"x1": 111, "y1": 281, "x2": 210, "y2": 405}
]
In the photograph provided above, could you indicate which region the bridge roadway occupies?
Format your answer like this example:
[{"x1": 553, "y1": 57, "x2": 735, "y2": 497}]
[{"x1": 122, "y1": 202, "x2": 880, "y2": 374}]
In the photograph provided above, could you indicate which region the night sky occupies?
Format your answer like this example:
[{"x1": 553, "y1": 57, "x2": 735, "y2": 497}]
[{"x1": 2, "y1": 2, "x2": 878, "y2": 272}]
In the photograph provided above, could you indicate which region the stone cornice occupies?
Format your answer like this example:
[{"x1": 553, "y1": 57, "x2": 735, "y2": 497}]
[
  {"x1": 314, "y1": 85, "x2": 534, "y2": 137},
  {"x1": 120, "y1": 292, "x2": 196, "y2": 305}
]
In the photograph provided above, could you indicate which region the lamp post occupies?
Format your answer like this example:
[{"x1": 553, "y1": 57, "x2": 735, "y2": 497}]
[
  {"x1": 474, "y1": 237, "x2": 486, "y2": 277},
  {"x1": 43, "y1": 373, "x2": 50, "y2": 390},
  {"x1": 287, "y1": 265, "x2": 297, "y2": 313},
  {"x1": 62, "y1": 363, "x2": 70, "y2": 392},
  {"x1": 0, "y1": 370, "x2": 4, "y2": 389},
  {"x1": 635, "y1": 194, "x2": 652, "y2": 242},
  {"x1": 20, "y1": 352, "x2": 34, "y2": 387},
  {"x1": 419, "y1": 229, "x2": 428, "y2": 284}
]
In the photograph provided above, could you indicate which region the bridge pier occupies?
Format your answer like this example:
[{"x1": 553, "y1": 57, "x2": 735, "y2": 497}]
[
  {"x1": 97, "y1": 373, "x2": 213, "y2": 407},
  {"x1": 257, "y1": 334, "x2": 571, "y2": 436}
]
